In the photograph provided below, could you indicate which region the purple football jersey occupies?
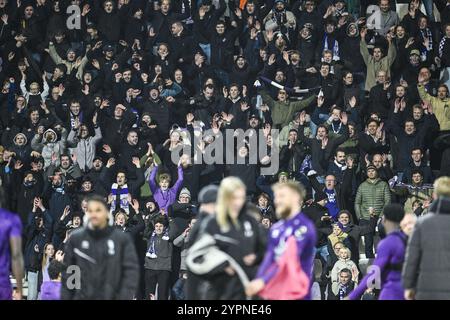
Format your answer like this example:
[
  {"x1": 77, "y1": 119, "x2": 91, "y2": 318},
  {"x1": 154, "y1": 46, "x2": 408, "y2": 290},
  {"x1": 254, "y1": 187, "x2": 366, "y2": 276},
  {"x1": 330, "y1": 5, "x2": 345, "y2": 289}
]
[{"x1": 0, "y1": 209, "x2": 22, "y2": 289}]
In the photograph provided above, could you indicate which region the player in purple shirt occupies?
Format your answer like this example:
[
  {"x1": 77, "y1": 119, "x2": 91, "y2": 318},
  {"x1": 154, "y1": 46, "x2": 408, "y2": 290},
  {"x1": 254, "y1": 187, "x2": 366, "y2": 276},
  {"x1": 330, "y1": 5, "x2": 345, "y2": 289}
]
[
  {"x1": 348, "y1": 204, "x2": 408, "y2": 300},
  {"x1": 246, "y1": 181, "x2": 317, "y2": 300},
  {"x1": 0, "y1": 208, "x2": 24, "y2": 300}
]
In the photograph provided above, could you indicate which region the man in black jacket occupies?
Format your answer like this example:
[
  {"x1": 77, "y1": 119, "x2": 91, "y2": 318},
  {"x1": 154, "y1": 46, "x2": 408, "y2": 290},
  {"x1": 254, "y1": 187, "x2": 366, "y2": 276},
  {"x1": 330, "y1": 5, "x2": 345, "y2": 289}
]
[{"x1": 61, "y1": 195, "x2": 139, "y2": 300}]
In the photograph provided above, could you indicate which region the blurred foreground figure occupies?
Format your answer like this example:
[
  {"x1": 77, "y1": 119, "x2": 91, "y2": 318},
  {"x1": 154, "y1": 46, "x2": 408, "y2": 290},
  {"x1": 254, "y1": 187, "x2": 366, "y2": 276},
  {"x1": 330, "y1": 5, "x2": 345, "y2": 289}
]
[
  {"x1": 348, "y1": 204, "x2": 409, "y2": 300},
  {"x1": 61, "y1": 195, "x2": 139, "y2": 300},
  {"x1": 0, "y1": 207, "x2": 24, "y2": 300},
  {"x1": 403, "y1": 177, "x2": 450, "y2": 300},
  {"x1": 246, "y1": 181, "x2": 317, "y2": 300}
]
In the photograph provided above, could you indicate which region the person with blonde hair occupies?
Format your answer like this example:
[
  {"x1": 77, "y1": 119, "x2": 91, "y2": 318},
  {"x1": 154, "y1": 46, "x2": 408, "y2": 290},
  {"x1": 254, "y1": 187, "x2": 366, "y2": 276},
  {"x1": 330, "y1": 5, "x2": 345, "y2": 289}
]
[
  {"x1": 403, "y1": 176, "x2": 450, "y2": 300},
  {"x1": 330, "y1": 247, "x2": 359, "y2": 297},
  {"x1": 246, "y1": 181, "x2": 317, "y2": 300},
  {"x1": 203, "y1": 177, "x2": 266, "y2": 299}
]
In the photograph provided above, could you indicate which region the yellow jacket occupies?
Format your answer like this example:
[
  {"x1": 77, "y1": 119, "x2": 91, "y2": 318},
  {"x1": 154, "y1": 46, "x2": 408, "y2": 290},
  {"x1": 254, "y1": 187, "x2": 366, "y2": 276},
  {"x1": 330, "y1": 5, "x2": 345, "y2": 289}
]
[{"x1": 418, "y1": 84, "x2": 450, "y2": 131}]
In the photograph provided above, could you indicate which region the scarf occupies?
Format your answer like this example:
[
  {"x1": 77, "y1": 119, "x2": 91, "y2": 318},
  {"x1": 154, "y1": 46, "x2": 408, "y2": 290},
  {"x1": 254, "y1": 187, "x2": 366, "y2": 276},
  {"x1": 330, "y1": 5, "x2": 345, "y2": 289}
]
[
  {"x1": 439, "y1": 37, "x2": 449, "y2": 58},
  {"x1": 70, "y1": 112, "x2": 83, "y2": 130},
  {"x1": 146, "y1": 229, "x2": 170, "y2": 258},
  {"x1": 322, "y1": 33, "x2": 340, "y2": 61},
  {"x1": 338, "y1": 282, "x2": 350, "y2": 300},
  {"x1": 333, "y1": 160, "x2": 347, "y2": 171},
  {"x1": 419, "y1": 28, "x2": 433, "y2": 60},
  {"x1": 110, "y1": 183, "x2": 129, "y2": 214},
  {"x1": 337, "y1": 222, "x2": 350, "y2": 233},
  {"x1": 53, "y1": 183, "x2": 65, "y2": 195}
]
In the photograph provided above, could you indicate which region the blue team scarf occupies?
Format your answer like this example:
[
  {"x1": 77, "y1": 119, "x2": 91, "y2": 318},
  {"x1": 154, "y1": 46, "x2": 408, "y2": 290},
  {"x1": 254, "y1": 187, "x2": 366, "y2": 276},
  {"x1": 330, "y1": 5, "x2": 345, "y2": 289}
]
[
  {"x1": 146, "y1": 229, "x2": 170, "y2": 259},
  {"x1": 323, "y1": 33, "x2": 340, "y2": 61}
]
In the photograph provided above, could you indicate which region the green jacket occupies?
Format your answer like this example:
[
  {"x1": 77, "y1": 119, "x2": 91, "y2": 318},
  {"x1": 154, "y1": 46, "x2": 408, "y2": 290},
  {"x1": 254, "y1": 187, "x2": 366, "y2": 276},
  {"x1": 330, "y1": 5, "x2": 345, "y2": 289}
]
[
  {"x1": 355, "y1": 178, "x2": 391, "y2": 220},
  {"x1": 360, "y1": 39, "x2": 396, "y2": 91},
  {"x1": 261, "y1": 91, "x2": 315, "y2": 128}
]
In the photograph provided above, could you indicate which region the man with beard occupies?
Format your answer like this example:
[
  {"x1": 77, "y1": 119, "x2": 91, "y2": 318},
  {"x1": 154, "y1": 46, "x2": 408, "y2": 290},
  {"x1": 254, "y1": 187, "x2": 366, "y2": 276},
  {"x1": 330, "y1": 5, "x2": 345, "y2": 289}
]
[
  {"x1": 137, "y1": 86, "x2": 171, "y2": 136},
  {"x1": 85, "y1": 157, "x2": 107, "y2": 196},
  {"x1": 367, "y1": 153, "x2": 394, "y2": 182},
  {"x1": 327, "y1": 149, "x2": 347, "y2": 184},
  {"x1": 61, "y1": 195, "x2": 139, "y2": 300},
  {"x1": 43, "y1": 172, "x2": 72, "y2": 222},
  {"x1": 246, "y1": 181, "x2": 317, "y2": 300},
  {"x1": 360, "y1": 27, "x2": 396, "y2": 91},
  {"x1": 98, "y1": 103, "x2": 135, "y2": 151},
  {"x1": 45, "y1": 154, "x2": 82, "y2": 182},
  {"x1": 190, "y1": 84, "x2": 221, "y2": 127},
  {"x1": 117, "y1": 130, "x2": 145, "y2": 176},
  {"x1": 401, "y1": 50, "x2": 423, "y2": 86},
  {"x1": 263, "y1": 0, "x2": 296, "y2": 35}
]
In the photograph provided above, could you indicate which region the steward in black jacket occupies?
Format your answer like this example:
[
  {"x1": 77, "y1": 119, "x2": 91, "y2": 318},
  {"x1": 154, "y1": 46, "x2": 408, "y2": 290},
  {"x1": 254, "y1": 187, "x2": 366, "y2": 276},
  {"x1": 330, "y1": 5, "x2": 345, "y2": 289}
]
[{"x1": 61, "y1": 226, "x2": 139, "y2": 300}]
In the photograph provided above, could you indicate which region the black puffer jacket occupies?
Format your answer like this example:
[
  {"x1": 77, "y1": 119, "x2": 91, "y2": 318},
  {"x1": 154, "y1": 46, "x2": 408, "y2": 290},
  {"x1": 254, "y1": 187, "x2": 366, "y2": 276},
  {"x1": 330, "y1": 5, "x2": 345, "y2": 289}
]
[{"x1": 61, "y1": 226, "x2": 139, "y2": 300}]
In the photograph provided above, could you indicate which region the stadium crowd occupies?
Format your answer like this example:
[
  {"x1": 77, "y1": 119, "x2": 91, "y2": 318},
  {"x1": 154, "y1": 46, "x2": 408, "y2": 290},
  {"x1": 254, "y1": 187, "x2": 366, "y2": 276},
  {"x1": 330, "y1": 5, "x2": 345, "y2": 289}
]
[{"x1": 0, "y1": 0, "x2": 450, "y2": 300}]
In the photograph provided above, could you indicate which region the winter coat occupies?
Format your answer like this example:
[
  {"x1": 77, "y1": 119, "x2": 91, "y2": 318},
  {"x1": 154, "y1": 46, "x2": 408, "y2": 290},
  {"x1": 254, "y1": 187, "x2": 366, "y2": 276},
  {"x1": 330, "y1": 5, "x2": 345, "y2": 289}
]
[
  {"x1": 203, "y1": 209, "x2": 267, "y2": 300},
  {"x1": 360, "y1": 39, "x2": 396, "y2": 91},
  {"x1": 418, "y1": 84, "x2": 450, "y2": 131},
  {"x1": 355, "y1": 178, "x2": 391, "y2": 220},
  {"x1": 61, "y1": 226, "x2": 139, "y2": 300},
  {"x1": 402, "y1": 197, "x2": 450, "y2": 299},
  {"x1": 261, "y1": 91, "x2": 316, "y2": 129},
  {"x1": 67, "y1": 127, "x2": 102, "y2": 172},
  {"x1": 31, "y1": 128, "x2": 68, "y2": 169}
]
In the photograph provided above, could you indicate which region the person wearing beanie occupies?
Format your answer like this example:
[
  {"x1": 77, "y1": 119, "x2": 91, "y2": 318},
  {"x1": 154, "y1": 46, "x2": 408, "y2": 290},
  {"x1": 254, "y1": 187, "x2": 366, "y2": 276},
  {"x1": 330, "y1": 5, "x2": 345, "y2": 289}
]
[
  {"x1": 185, "y1": 184, "x2": 219, "y2": 300},
  {"x1": 355, "y1": 163, "x2": 391, "y2": 258},
  {"x1": 348, "y1": 203, "x2": 408, "y2": 300}
]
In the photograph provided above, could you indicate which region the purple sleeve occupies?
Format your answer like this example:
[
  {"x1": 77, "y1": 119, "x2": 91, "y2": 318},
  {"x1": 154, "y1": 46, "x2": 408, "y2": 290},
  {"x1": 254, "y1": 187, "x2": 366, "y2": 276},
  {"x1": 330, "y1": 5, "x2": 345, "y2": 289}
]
[
  {"x1": 301, "y1": 223, "x2": 317, "y2": 283},
  {"x1": 171, "y1": 166, "x2": 184, "y2": 194},
  {"x1": 149, "y1": 165, "x2": 159, "y2": 193},
  {"x1": 256, "y1": 235, "x2": 278, "y2": 283},
  {"x1": 10, "y1": 214, "x2": 22, "y2": 238},
  {"x1": 348, "y1": 240, "x2": 391, "y2": 300}
]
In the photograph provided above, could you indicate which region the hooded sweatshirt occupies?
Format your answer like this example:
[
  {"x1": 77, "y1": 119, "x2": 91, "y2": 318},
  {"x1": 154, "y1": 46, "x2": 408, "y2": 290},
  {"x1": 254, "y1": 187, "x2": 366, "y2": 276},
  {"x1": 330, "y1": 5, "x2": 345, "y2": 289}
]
[{"x1": 31, "y1": 128, "x2": 67, "y2": 169}]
